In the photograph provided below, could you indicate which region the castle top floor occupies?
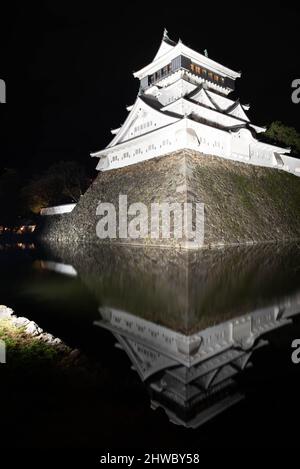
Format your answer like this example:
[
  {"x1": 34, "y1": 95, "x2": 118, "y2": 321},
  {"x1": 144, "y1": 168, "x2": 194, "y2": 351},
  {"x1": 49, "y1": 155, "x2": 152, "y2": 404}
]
[{"x1": 134, "y1": 30, "x2": 241, "y2": 96}]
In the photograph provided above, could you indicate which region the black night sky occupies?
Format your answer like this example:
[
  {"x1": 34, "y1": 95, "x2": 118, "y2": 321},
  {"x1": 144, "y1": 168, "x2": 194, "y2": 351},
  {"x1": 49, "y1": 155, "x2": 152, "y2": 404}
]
[{"x1": 0, "y1": 1, "x2": 299, "y2": 173}]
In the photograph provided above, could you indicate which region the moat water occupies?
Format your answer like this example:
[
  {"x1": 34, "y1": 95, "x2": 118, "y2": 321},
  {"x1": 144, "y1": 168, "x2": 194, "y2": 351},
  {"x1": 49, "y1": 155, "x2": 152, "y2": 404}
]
[{"x1": 1, "y1": 240, "x2": 300, "y2": 447}]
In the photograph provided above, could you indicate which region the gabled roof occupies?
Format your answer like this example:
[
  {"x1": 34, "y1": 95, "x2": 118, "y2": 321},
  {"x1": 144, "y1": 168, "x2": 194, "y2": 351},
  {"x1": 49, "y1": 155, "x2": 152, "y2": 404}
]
[
  {"x1": 153, "y1": 29, "x2": 177, "y2": 61},
  {"x1": 206, "y1": 88, "x2": 247, "y2": 112},
  {"x1": 227, "y1": 102, "x2": 250, "y2": 122},
  {"x1": 187, "y1": 85, "x2": 249, "y2": 119},
  {"x1": 113, "y1": 333, "x2": 178, "y2": 381},
  {"x1": 187, "y1": 85, "x2": 227, "y2": 113},
  {"x1": 163, "y1": 95, "x2": 253, "y2": 131},
  {"x1": 134, "y1": 32, "x2": 241, "y2": 81},
  {"x1": 91, "y1": 94, "x2": 180, "y2": 155},
  {"x1": 139, "y1": 94, "x2": 182, "y2": 119},
  {"x1": 178, "y1": 84, "x2": 253, "y2": 128},
  {"x1": 225, "y1": 99, "x2": 241, "y2": 114},
  {"x1": 186, "y1": 85, "x2": 217, "y2": 110}
]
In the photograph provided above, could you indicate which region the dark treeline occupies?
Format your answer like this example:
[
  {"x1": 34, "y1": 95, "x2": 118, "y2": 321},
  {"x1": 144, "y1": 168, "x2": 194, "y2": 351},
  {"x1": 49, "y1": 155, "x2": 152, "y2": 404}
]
[
  {"x1": 0, "y1": 160, "x2": 93, "y2": 225},
  {"x1": 263, "y1": 121, "x2": 300, "y2": 156}
]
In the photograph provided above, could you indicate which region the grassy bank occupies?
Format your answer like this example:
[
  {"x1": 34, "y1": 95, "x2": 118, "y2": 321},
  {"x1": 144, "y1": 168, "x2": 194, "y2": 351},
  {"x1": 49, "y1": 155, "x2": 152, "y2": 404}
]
[
  {"x1": 0, "y1": 316, "x2": 61, "y2": 368},
  {"x1": 0, "y1": 306, "x2": 148, "y2": 448}
]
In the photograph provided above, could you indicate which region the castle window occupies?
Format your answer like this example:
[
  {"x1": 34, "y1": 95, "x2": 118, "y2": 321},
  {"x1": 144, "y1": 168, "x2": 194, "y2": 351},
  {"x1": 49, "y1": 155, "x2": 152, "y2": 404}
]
[{"x1": 162, "y1": 65, "x2": 169, "y2": 76}]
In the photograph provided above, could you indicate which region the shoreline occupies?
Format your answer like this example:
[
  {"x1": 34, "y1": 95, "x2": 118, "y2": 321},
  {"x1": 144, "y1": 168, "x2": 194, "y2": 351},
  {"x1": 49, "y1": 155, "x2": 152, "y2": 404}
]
[{"x1": 0, "y1": 304, "x2": 90, "y2": 370}]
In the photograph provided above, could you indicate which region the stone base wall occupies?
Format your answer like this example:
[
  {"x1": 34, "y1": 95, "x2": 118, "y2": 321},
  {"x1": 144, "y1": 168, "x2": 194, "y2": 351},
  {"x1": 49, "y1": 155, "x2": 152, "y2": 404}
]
[{"x1": 38, "y1": 150, "x2": 300, "y2": 248}]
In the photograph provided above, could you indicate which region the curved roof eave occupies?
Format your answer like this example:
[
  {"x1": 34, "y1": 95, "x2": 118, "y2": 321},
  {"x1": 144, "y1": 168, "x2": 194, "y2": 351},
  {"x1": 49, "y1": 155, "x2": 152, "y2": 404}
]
[{"x1": 134, "y1": 41, "x2": 241, "y2": 80}]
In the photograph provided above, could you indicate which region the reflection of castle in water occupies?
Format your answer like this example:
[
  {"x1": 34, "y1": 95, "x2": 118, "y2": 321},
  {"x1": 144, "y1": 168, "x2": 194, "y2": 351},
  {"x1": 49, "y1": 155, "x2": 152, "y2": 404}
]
[
  {"x1": 40, "y1": 242, "x2": 300, "y2": 427},
  {"x1": 95, "y1": 301, "x2": 299, "y2": 428}
]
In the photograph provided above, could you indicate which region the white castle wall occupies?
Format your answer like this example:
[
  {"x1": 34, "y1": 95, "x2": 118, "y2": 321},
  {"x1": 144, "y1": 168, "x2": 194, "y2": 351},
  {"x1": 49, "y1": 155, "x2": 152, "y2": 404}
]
[
  {"x1": 97, "y1": 118, "x2": 300, "y2": 178},
  {"x1": 40, "y1": 203, "x2": 76, "y2": 216}
]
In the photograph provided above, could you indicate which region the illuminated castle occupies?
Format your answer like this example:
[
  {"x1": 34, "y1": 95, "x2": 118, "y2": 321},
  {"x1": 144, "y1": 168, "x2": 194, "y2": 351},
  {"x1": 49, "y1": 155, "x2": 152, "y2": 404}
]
[{"x1": 91, "y1": 30, "x2": 300, "y2": 176}]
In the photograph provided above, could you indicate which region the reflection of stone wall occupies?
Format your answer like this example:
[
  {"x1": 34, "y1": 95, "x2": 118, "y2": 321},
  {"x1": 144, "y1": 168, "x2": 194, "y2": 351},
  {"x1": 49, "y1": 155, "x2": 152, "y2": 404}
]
[
  {"x1": 188, "y1": 243, "x2": 300, "y2": 330},
  {"x1": 43, "y1": 243, "x2": 190, "y2": 331},
  {"x1": 38, "y1": 150, "x2": 300, "y2": 247},
  {"x1": 42, "y1": 242, "x2": 300, "y2": 334}
]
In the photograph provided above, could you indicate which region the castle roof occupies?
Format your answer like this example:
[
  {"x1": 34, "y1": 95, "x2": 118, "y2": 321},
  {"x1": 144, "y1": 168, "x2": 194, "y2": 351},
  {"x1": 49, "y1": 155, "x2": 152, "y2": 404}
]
[{"x1": 134, "y1": 31, "x2": 241, "y2": 81}]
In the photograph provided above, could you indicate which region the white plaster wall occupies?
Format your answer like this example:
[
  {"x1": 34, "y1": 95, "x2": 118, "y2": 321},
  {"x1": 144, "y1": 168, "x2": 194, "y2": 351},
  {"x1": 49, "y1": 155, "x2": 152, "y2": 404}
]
[
  {"x1": 231, "y1": 129, "x2": 251, "y2": 160},
  {"x1": 281, "y1": 154, "x2": 300, "y2": 175},
  {"x1": 40, "y1": 203, "x2": 76, "y2": 216},
  {"x1": 100, "y1": 120, "x2": 185, "y2": 170},
  {"x1": 98, "y1": 119, "x2": 300, "y2": 178}
]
